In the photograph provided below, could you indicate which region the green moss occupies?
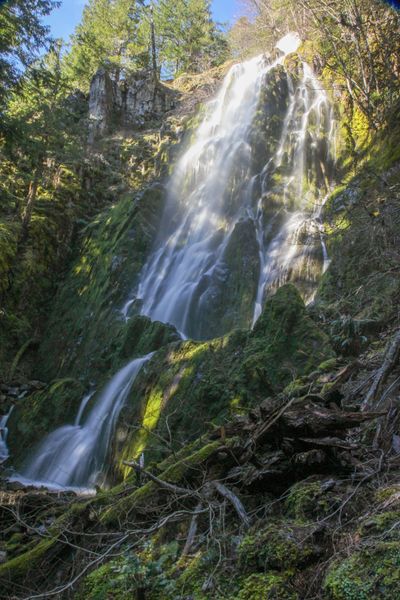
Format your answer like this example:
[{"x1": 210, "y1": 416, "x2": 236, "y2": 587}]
[
  {"x1": 285, "y1": 479, "x2": 339, "y2": 521},
  {"x1": 375, "y1": 486, "x2": 400, "y2": 504},
  {"x1": 324, "y1": 542, "x2": 400, "y2": 599},
  {"x1": 0, "y1": 536, "x2": 57, "y2": 581},
  {"x1": 235, "y1": 572, "x2": 298, "y2": 600},
  {"x1": 112, "y1": 285, "x2": 333, "y2": 471},
  {"x1": 359, "y1": 511, "x2": 400, "y2": 539},
  {"x1": 120, "y1": 315, "x2": 180, "y2": 360},
  {"x1": 7, "y1": 378, "x2": 85, "y2": 466},
  {"x1": 238, "y1": 521, "x2": 319, "y2": 572},
  {"x1": 160, "y1": 440, "x2": 221, "y2": 482},
  {"x1": 36, "y1": 183, "x2": 166, "y2": 384},
  {"x1": 4, "y1": 533, "x2": 32, "y2": 558},
  {"x1": 247, "y1": 284, "x2": 334, "y2": 390},
  {"x1": 318, "y1": 358, "x2": 339, "y2": 372},
  {"x1": 102, "y1": 440, "x2": 220, "y2": 524},
  {"x1": 191, "y1": 218, "x2": 260, "y2": 339}
]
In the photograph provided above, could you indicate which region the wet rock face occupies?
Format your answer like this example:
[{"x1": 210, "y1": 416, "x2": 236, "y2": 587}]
[
  {"x1": 88, "y1": 69, "x2": 176, "y2": 143},
  {"x1": 187, "y1": 217, "x2": 260, "y2": 339}
]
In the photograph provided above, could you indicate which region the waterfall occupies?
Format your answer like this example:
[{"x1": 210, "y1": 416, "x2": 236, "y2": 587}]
[
  {"x1": 6, "y1": 34, "x2": 336, "y2": 491},
  {"x1": 0, "y1": 406, "x2": 13, "y2": 464},
  {"x1": 10, "y1": 354, "x2": 153, "y2": 490},
  {"x1": 131, "y1": 35, "x2": 335, "y2": 339}
]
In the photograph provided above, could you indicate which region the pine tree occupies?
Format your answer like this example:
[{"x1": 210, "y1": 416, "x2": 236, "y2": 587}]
[
  {"x1": 0, "y1": 0, "x2": 59, "y2": 110},
  {"x1": 154, "y1": 0, "x2": 227, "y2": 77},
  {"x1": 66, "y1": 0, "x2": 149, "y2": 92},
  {"x1": 3, "y1": 42, "x2": 84, "y2": 236}
]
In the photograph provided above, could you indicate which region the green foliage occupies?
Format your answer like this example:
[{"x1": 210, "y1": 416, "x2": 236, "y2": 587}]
[
  {"x1": 230, "y1": 1, "x2": 400, "y2": 129},
  {"x1": 65, "y1": 0, "x2": 149, "y2": 92},
  {"x1": 79, "y1": 541, "x2": 180, "y2": 599},
  {"x1": 154, "y1": 0, "x2": 228, "y2": 77},
  {"x1": 238, "y1": 521, "x2": 319, "y2": 572},
  {"x1": 285, "y1": 479, "x2": 340, "y2": 521},
  {"x1": 235, "y1": 573, "x2": 297, "y2": 600},
  {"x1": 329, "y1": 315, "x2": 368, "y2": 356},
  {"x1": 0, "y1": 0, "x2": 58, "y2": 109},
  {"x1": 64, "y1": 0, "x2": 227, "y2": 90},
  {"x1": 324, "y1": 542, "x2": 400, "y2": 599}
]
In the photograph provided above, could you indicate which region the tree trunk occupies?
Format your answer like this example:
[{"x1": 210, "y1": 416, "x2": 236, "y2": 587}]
[
  {"x1": 150, "y1": 5, "x2": 158, "y2": 82},
  {"x1": 21, "y1": 167, "x2": 41, "y2": 241}
]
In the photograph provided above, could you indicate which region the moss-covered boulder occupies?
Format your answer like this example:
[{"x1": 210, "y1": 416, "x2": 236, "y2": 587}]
[
  {"x1": 235, "y1": 573, "x2": 298, "y2": 600},
  {"x1": 111, "y1": 285, "x2": 333, "y2": 469},
  {"x1": 245, "y1": 284, "x2": 334, "y2": 390},
  {"x1": 238, "y1": 521, "x2": 322, "y2": 572},
  {"x1": 285, "y1": 478, "x2": 341, "y2": 521},
  {"x1": 324, "y1": 542, "x2": 400, "y2": 599},
  {"x1": 120, "y1": 315, "x2": 180, "y2": 359}
]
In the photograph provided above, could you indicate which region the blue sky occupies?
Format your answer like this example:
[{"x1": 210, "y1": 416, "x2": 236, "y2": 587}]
[{"x1": 45, "y1": 0, "x2": 240, "y2": 42}]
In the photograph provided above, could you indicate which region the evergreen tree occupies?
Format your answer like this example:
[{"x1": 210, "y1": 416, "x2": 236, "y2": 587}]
[
  {"x1": 0, "y1": 0, "x2": 59, "y2": 109},
  {"x1": 154, "y1": 0, "x2": 227, "y2": 76},
  {"x1": 3, "y1": 42, "x2": 85, "y2": 237},
  {"x1": 66, "y1": 0, "x2": 149, "y2": 91}
]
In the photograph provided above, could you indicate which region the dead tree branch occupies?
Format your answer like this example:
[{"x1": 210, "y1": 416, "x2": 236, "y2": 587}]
[{"x1": 362, "y1": 329, "x2": 400, "y2": 410}]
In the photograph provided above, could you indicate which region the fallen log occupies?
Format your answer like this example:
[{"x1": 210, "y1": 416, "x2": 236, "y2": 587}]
[
  {"x1": 323, "y1": 361, "x2": 361, "y2": 397},
  {"x1": 122, "y1": 460, "x2": 198, "y2": 497},
  {"x1": 299, "y1": 436, "x2": 359, "y2": 450},
  {"x1": 281, "y1": 404, "x2": 385, "y2": 435}
]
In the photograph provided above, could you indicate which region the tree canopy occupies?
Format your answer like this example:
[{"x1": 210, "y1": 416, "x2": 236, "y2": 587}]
[{"x1": 0, "y1": 0, "x2": 58, "y2": 109}]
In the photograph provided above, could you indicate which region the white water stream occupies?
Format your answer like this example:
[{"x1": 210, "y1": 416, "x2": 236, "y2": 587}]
[
  {"x1": 0, "y1": 406, "x2": 13, "y2": 464},
  {"x1": 8, "y1": 354, "x2": 153, "y2": 490},
  {"x1": 5, "y1": 34, "x2": 336, "y2": 491},
  {"x1": 128, "y1": 35, "x2": 335, "y2": 338}
]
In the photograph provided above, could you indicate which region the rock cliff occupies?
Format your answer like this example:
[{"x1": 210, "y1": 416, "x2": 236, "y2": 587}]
[{"x1": 88, "y1": 68, "x2": 176, "y2": 143}]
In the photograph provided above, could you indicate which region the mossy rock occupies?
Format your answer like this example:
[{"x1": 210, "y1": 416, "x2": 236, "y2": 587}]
[
  {"x1": 375, "y1": 485, "x2": 400, "y2": 506},
  {"x1": 359, "y1": 511, "x2": 400, "y2": 540},
  {"x1": 187, "y1": 218, "x2": 260, "y2": 339},
  {"x1": 7, "y1": 378, "x2": 85, "y2": 466},
  {"x1": 238, "y1": 521, "x2": 321, "y2": 572},
  {"x1": 285, "y1": 478, "x2": 340, "y2": 521},
  {"x1": 113, "y1": 285, "x2": 333, "y2": 469},
  {"x1": 235, "y1": 572, "x2": 298, "y2": 600},
  {"x1": 324, "y1": 542, "x2": 400, "y2": 599},
  {"x1": 247, "y1": 284, "x2": 334, "y2": 390},
  {"x1": 36, "y1": 182, "x2": 166, "y2": 384},
  {"x1": 120, "y1": 315, "x2": 180, "y2": 359}
]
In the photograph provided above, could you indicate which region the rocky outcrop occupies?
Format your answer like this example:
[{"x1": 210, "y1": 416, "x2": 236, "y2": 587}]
[{"x1": 88, "y1": 69, "x2": 176, "y2": 143}]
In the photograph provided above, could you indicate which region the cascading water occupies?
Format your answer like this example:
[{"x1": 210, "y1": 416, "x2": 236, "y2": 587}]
[
  {"x1": 251, "y1": 61, "x2": 335, "y2": 321},
  {"x1": 128, "y1": 34, "x2": 335, "y2": 339},
  {"x1": 0, "y1": 406, "x2": 13, "y2": 464},
  {"x1": 6, "y1": 33, "x2": 336, "y2": 491},
  {"x1": 10, "y1": 354, "x2": 153, "y2": 490}
]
